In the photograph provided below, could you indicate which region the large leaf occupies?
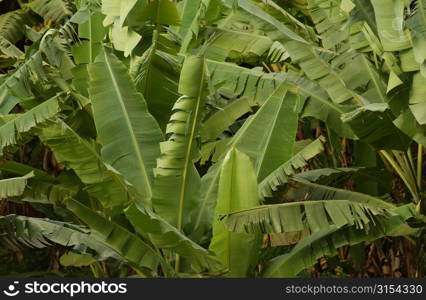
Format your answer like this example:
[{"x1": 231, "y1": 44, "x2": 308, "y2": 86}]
[
  {"x1": 409, "y1": 72, "x2": 426, "y2": 125},
  {"x1": 179, "y1": 0, "x2": 221, "y2": 53},
  {"x1": 258, "y1": 137, "x2": 325, "y2": 199},
  {"x1": 229, "y1": 87, "x2": 297, "y2": 176},
  {"x1": 284, "y1": 71, "x2": 356, "y2": 138},
  {"x1": 0, "y1": 96, "x2": 61, "y2": 151},
  {"x1": 341, "y1": 103, "x2": 411, "y2": 150},
  {"x1": 219, "y1": 0, "x2": 308, "y2": 44},
  {"x1": 194, "y1": 87, "x2": 294, "y2": 235},
  {"x1": 130, "y1": 35, "x2": 180, "y2": 130},
  {"x1": 204, "y1": 28, "x2": 288, "y2": 64},
  {"x1": 38, "y1": 120, "x2": 131, "y2": 208},
  {"x1": 0, "y1": 215, "x2": 122, "y2": 263},
  {"x1": 370, "y1": 0, "x2": 410, "y2": 51},
  {"x1": 308, "y1": 0, "x2": 349, "y2": 50},
  {"x1": 39, "y1": 30, "x2": 75, "y2": 81},
  {"x1": 109, "y1": 22, "x2": 142, "y2": 57},
  {"x1": 206, "y1": 60, "x2": 286, "y2": 106},
  {"x1": 406, "y1": 0, "x2": 426, "y2": 75},
  {"x1": 0, "y1": 35, "x2": 24, "y2": 58},
  {"x1": 393, "y1": 109, "x2": 426, "y2": 148},
  {"x1": 88, "y1": 48, "x2": 163, "y2": 206},
  {"x1": 65, "y1": 198, "x2": 172, "y2": 276},
  {"x1": 224, "y1": 193, "x2": 396, "y2": 236},
  {"x1": 18, "y1": 178, "x2": 79, "y2": 205},
  {"x1": 27, "y1": 0, "x2": 75, "y2": 22},
  {"x1": 0, "y1": 10, "x2": 30, "y2": 44},
  {"x1": 201, "y1": 97, "x2": 252, "y2": 143},
  {"x1": 125, "y1": 203, "x2": 222, "y2": 273},
  {"x1": 71, "y1": 10, "x2": 107, "y2": 64},
  {"x1": 0, "y1": 172, "x2": 34, "y2": 198},
  {"x1": 152, "y1": 55, "x2": 207, "y2": 230},
  {"x1": 130, "y1": 0, "x2": 181, "y2": 26},
  {"x1": 294, "y1": 166, "x2": 392, "y2": 189},
  {"x1": 102, "y1": 0, "x2": 138, "y2": 25},
  {"x1": 0, "y1": 50, "x2": 46, "y2": 114},
  {"x1": 179, "y1": 0, "x2": 202, "y2": 39},
  {"x1": 209, "y1": 148, "x2": 261, "y2": 277},
  {"x1": 0, "y1": 161, "x2": 54, "y2": 182},
  {"x1": 237, "y1": 88, "x2": 299, "y2": 181},
  {"x1": 0, "y1": 19, "x2": 79, "y2": 113},
  {"x1": 194, "y1": 88, "x2": 308, "y2": 237},
  {"x1": 263, "y1": 204, "x2": 417, "y2": 277}
]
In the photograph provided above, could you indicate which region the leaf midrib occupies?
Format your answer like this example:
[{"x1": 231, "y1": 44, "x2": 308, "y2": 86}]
[
  {"x1": 103, "y1": 51, "x2": 152, "y2": 198},
  {"x1": 176, "y1": 59, "x2": 206, "y2": 232}
]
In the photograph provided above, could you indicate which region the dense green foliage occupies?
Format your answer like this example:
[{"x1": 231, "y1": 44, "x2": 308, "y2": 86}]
[{"x1": 0, "y1": 0, "x2": 425, "y2": 278}]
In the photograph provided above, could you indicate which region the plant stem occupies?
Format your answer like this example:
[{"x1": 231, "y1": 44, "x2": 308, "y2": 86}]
[
  {"x1": 175, "y1": 253, "x2": 181, "y2": 274},
  {"x1": 89, "y1": 265, "x2": 99, "y2": 278},
  {"x1": 418, "y1": 145, "x2": 423, "y2": 191}
]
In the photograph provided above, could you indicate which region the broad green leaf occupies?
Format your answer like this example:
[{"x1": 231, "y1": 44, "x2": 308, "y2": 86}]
[
  {"x1": 125, "y1": 203, "x2": 222, "y2": 273},
  {"x1": 258, "y1": 137, "x2": 325, "y2": 199},
  {"x1": 409, "y1": 72, "x2": 426, "y2": 125},
  {"x1": 0, "y1": 215, "x2": 122, "y2": 262},
  {"x1": 230, "y1": 86, "x2": 296, "y2": 177},
  {"x1": 18, "y1": 178, "x2": 79, "y2": 205},
  {"x1": 353, "y1": 141, "x2": 381, "y2": 195},
  {"x1": 40, "y1": 30, "x2": 75, "y2": 80},
  {"x1": 283, "y1": 179, "x2": 395, "y2": 208},
  {"x1": 88, "y1": 48, "x2": 163, "y2": 207},
  {"x1": 406, "y1": 0, "x2": 426, "y2": 73},
  {"x1": 130, "y1": 36, "x2": 180, "y2": 130},
  {"x1": 207, "y1": 60, "x2": 286, "y2": 106},
  {"x1": 309, "y1": 0, "x2": 350, "y2": 49},
  {"x1": 393, "y1": 109, "x2": 426, "y2": 147},
  {"x1": 370, "y1": 0, "x2": 411, "y2": 51},
  {"x1": 27, "y1": 0, "x2": 74, "y2": 22},
  {"x1": 195, "y1": 88, "x2": 307, "y2": 237},
  {"x1": 102, "y1": 0, "x2": 138, "y2": 26},
  {"x1": 132, "y1": 0, "x2": 181, "y2": 26},
  {"x1": 220, "y1": 0, "x2": 308, "y2": 44},
  {"x1": 341, "y1": 0, "x2": 356, "y2": 13},
  {"x1": 152, "y1": 55, "x2": 207, "y2": 230},
  {"x1": 225, "y1": 183, "x2": 397, "y2": 236},
  {"x1": 0, "y1": 96, "x2": 61, "y2": 151},
  {"x1": 204, "y1": 29, "x2": 287, "y2": 64},
  {"x1": 179, "y1": 0, "x2": 202, "y2": 38},
  {"x1": 0, "y1": 50, "x2": 46, "y2": 114},
  {"x1": 209, "y1": 148, "x2": 261, "y2": 277},
  {"x1": 72, "y1": 11, "x2": 107, "y2": 64},
  {"x1": 263, "y1": 204, "x2": 417, "y2": 277},
  {"x1": 0, "y1": 161, "x2": 54, "y2": 182},
  {"x1": 66, "y1": 198, "x2": 172, "y2": 275},
  {"x1": 0, "y1": 10, "x2": 29, "y2": 44},
  {"x1": 110, "y1": 22, "x2": 142, "y2": 57},
  {"x1": 342, "y1": 103, "x2": 411, "y2": 150},
  {"x1": 387, "y1": 71, "x2": 403, "y2": 93},
  {"x1": 38, "y1": 120, "x2": 131, "y2": 208},
  {"x1": 201, "y1": 97, "x2": 252, "y2": 142},
  {"x1": 0, "y1": 36, "x2": 24, "y2": 58},
  {"x1": 253, "y1": 90, "x2": 299, "y2": 181},
  {"x1": 179, "y1": 0, "x2": 221, "y2": 53},
  {"x1": 295, "y1": 166, "x2": 391, "y2": 191},
  {"x1": 0, "y1": 172, "x2": 34, "y2": 198},
  {"x1": 285, "y1": 71, "x2": 356, "y2": 138}
]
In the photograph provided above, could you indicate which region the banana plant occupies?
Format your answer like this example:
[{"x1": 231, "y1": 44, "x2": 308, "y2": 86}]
[{"x1": 0, "y1": 0, "x2": 424, "y2": 278}]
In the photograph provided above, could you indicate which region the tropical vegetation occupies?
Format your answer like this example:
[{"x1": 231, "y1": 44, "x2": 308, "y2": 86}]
[{"x1": 0, "y1": 0, "x2": 425, "y2": 278}]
